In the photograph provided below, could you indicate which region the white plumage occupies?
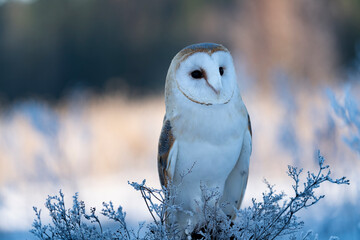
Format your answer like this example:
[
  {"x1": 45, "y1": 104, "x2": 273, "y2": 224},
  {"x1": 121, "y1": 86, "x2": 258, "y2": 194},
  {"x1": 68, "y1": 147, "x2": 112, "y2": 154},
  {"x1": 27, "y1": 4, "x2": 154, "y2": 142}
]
[{"x1": 158, "y1": 43, "x2": 252, "y2": 237}]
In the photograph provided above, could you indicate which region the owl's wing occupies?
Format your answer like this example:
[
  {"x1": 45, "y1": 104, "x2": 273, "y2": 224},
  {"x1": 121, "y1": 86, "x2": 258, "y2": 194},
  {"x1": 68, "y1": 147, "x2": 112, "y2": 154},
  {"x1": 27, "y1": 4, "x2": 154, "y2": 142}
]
[
  {"x1": 220, "y1": 114, "x2": 252, "y2": 218},
  {"x1": 158, "y1": 117, "x2": 178, "y2": 188}
]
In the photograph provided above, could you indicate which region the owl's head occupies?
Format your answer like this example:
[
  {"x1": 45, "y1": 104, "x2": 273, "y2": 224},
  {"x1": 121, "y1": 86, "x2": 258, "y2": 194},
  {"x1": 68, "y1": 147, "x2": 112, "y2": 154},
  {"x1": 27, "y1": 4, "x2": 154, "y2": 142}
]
[{"x1": 165, "y1": 43, "x2": 238, "y2": 106}]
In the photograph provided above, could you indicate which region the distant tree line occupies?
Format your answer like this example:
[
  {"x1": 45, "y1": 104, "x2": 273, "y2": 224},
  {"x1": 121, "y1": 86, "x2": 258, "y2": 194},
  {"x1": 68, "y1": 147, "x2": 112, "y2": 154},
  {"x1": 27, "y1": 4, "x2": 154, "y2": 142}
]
[
  {"x1": 0, "y1": 0, "x2": 359, "y2": 100},
  {"x1": 0, "y1": 0, "x2": 235, "y2": 100}
]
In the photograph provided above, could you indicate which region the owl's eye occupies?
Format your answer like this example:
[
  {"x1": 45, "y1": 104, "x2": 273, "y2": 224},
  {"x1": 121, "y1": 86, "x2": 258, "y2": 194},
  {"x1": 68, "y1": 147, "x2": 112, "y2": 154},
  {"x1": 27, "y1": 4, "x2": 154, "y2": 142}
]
[
  {"x1": 219, "y1": 67, "x2": 224, "y2": 76},
  {"x1": 191, "y1": 70, "x2": 203, "y2": 79}
]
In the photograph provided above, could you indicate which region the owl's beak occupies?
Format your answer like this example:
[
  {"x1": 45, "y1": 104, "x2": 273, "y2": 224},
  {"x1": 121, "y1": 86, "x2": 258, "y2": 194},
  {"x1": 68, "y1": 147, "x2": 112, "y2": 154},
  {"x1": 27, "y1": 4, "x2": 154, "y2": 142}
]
[{"x1": 206, "y1": 76, "x2": 222, "y2": 95}]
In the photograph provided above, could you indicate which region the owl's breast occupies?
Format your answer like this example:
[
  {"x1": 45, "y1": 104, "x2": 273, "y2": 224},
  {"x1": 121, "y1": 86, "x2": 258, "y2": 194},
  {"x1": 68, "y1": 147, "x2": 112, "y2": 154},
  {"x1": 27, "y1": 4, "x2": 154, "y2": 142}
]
[
  {"x1": 168, "y1": 93, "x2": 248, "y2": 187},
  {"x1": 172, "y1": 99, "x2": 246, "y2": 142},
  {"x1": 174, "y1": 137, "x2": 242, "y2": 186}
]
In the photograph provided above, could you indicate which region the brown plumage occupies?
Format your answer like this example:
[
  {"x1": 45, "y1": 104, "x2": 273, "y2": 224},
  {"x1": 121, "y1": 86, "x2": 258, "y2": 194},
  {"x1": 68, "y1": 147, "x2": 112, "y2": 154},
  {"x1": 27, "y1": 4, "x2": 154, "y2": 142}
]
[
  {"x1": 247, "y1": 114, "x2": 252, "y2": 137},
  {"x1": 157, "y1": 119, "x2": 175, "y2": 187}
]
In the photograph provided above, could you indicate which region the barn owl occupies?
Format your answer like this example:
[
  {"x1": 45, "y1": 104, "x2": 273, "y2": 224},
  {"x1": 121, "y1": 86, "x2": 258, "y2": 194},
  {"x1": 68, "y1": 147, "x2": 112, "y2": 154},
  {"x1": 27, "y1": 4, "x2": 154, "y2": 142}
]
[{"x1": 157, "y1": 43, "x2": 252, "y2": 237}]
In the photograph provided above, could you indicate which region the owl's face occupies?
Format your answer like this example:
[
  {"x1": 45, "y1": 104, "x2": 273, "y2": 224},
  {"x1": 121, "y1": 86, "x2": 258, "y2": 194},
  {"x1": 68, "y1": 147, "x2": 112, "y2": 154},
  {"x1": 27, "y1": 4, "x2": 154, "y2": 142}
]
[{"x1": 172, "y1": 43, "x2": 237, "y2": 106}]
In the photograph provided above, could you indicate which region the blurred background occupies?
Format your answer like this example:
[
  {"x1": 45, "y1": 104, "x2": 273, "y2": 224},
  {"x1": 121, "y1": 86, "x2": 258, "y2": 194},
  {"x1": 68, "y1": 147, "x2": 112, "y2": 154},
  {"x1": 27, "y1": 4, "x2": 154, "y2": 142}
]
[{"x1": 0, "y1": 0, "x2": 360, "y2": 239}]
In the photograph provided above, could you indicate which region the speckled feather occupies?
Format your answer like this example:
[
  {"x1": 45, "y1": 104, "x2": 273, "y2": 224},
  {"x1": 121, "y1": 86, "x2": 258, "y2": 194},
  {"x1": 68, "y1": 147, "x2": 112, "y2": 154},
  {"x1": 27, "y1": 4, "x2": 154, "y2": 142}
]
[{"x1": 157, "y1": 119, "x2": 175, "y2": 187}]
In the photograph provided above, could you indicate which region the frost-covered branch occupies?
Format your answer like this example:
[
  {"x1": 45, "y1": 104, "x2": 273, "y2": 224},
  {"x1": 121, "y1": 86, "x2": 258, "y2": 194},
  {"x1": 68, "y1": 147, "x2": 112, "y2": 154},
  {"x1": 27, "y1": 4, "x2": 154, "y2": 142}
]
[
  {"x1": 31, "y1": 151, "x2": 348, "y2": 239},
  {"x1": 251, "y1": 151, "x2": 349, "y2": 240}
]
